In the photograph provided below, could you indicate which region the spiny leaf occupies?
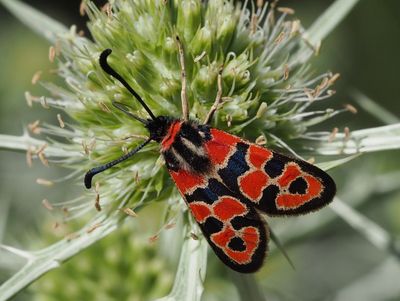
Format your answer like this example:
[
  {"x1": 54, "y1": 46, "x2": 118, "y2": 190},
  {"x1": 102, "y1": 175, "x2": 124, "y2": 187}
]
[
  {"x1": 0, "y1": 0, "x2": 68, "y2": 43},
  {"x1": 313, "y1": 124, "x2": 400, "y2": 155},
  {"x1": 330, "y1": 197, "x2": 399, "y2": 258},
  {"x1": 0, "y1": 212, "x2": 119, "y2": 301},
  {"x1": 290, "y1": 0, "x2": 360, "y2": 66},
  {"x1": 351, "y1": 89, "x2": 400, "y2": 124},
  {"x1": 155, "y1": 225, "x2": 208, "y2": 301},
  {"x1": 229, "y1": 272, "x2": 265, "y2": 301},
  {"x1": 316, "y1": 154, "x2": 361, "y2": 171},
  {"x1": 0, "y1": 133, "x2": 79, "y2": 157}
]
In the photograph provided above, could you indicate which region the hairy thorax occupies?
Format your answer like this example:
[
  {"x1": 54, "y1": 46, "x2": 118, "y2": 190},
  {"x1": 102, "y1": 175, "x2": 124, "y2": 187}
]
[{"x1": 159, "y1": 120, "x2": 212, "y2": 174}]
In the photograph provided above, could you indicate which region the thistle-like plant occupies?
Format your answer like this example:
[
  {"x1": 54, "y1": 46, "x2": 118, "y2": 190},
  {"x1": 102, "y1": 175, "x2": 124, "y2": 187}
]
[{"x1": 1, "y1": 0, "x2": 400, "y2": 300}]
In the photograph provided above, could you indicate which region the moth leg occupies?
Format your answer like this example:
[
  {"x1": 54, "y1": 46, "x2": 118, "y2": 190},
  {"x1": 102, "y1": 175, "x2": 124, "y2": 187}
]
[
  {"x1": 203, "y1": 67, "x2": 223, "y2": 125},
  {"x1": 176, "y1": 35, "x2": 189, "y2": 121}
]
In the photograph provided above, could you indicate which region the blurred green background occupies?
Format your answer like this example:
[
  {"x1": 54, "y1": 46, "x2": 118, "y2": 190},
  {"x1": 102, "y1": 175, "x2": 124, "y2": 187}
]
[{"x1": 1, "y1": 1, "x2": 400, "y2": 300}]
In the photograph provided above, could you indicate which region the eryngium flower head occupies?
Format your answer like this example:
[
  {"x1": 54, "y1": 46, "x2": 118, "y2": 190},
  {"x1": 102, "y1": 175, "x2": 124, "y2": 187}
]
[{"x1": 25, "y1": 0, "x2": 344, "y2": 220}]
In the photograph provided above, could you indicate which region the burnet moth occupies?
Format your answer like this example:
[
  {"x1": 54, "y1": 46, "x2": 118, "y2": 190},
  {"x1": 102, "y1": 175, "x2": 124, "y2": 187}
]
[{"x1": 85, "y1": 49, "x2": 336, "y2": 273}]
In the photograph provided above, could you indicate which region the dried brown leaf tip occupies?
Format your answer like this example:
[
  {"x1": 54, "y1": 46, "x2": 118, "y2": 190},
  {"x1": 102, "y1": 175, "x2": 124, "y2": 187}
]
[
  {"x1": 344, "y1": 127, "x2": 351, "y2": 141},
  {"x1": 283, "y1": 64, "x2": 289, "y2": 80},
  {"x1": 164, "y1": 223, "x2": 176, "y2": 230},
  {"x1": 328, "y1": 73, "x2": 340, "y2": 85},
  {"x1": 148, "y1": 234, "x2": 159, "y2": 243},
  {"x1": 26, "y1": 147, "x2": 33, "y2": 167},
  {"x1": 329, "y1": 127, "x2": 339, "y2": 142},
  {"x1": 49, "y1": 46, "x2": 56, "y2": 63},
  {"x1": 36, "y1": 144, "x2": 49, "y2": 167},
  {"x1": 87, "y1": 223, "x2": 102, "y2": 234},
  {"x1": 65, "y1": 232, "x2": 80, "y2": 241},
  {"x1": 101, "y1": 3, "x2": 112, "y2": 18},
  {"x1": 31, "y1": 70, "x2": 42, "y2": 85},
  {"x1": 38, "y1": 153, "x2": 49, "y2": 167},
  {"x1": 194, "y1": 51, "x2": 206, "y2": 63},
  {"x1": 226, "y1": 114, "x2": 232, "y2": 127},
  {"x1": 95, "y1": 182, "x2": 100, "y2": 193},
  {"x1": 123, "y1": 208, "x2": 137, "y2": 217},
  {"x1": 98, "y1": 102, "x2": 111, "y2": 112},
  {"x1": 40, "y1": 96, "x2": 50, "y2": 109},
  {"x1": 42, "y1": 199, "x2": 54, "y2": 211},
  {"x1": 304, "y1": 88, "x2": 314, "y2": 101},
  {"x1": 28, "y1": 120, "x2": 41, "y2": 134},
  {"x1": 255, "y1": 135, "x2": 267, "y2": 146},
  {"x1": 62, "y1": 207, "x2": 70, "y2": 216},
  {"x1": 133, "y1": 171, "x2": 140, "y2": 184},
  {"x1": 277, "y1": 7, "x2": 295, "y2": 15},
  {"x1": 274, "y1": 31, "x2": 286, "y2": 44},
  {"x1": 24, "y1": 91, "x2": 39, "y2": 107},
  {"x1": 94, "y1": 193, "x2": 101, "y2": 211},
  {"x1": 190, "y1": 232, "x2": 199, "y2": 240},
  {"x1": 291, "y1": 20, "x2": 301, "y2": 35},
  {"x1": 36, "y1": 178, "x2": 54, "y2": 187},
  {"x1": 57, "y1": 114, "x2": 65, "y2": 128},
  {"x1": 36, "y1": 143, "x2": 48, "y2": 153},
  {"x1": 344, "y1": 104, "x2": 358, "y2": 114},
  {"x1": 307, "y1": 157, "x2": 316, "y2": 164},
  {"x1": 250, "y1": 14, "x2": 258, "y2": 34},
  {"x1": 82, "y1": 140, "x2": 89, "y2": 155},
  {"x1": 79, "y1": 1, "x2": 87, "y2": 16}
]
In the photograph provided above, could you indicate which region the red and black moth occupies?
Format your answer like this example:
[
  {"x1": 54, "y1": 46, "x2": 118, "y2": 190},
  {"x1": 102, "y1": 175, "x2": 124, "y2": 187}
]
[{"x1": 85, "y1": 49, "x2": 336, "y2": 273}]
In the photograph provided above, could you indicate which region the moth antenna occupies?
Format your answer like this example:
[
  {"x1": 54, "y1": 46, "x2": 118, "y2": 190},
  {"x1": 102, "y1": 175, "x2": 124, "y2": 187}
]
[
  {"x1": 99, "y1": 49, "x2": 156, "y2": 120},
  {"x1": 84, "y1": 137, "x2": 152, "y2": 189},
  {"x1": 112, "y1": 101, "x2": 149, "y2": 125}
]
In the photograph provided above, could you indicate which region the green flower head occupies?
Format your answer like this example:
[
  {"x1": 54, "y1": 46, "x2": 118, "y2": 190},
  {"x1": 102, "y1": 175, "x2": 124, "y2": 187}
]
[{"x1": 25, "y1": 0, "x2": 345, "y2": 216}]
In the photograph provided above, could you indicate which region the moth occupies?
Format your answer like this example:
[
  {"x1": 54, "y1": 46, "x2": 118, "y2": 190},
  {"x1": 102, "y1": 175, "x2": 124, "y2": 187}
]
[{"x1": 85, "y1": 49, "x2": 336, "y2": 273}]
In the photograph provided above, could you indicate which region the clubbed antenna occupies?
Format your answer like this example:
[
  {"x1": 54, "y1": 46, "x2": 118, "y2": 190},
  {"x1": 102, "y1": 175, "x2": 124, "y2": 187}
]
[
  {"x1": 84, "y1": 138, "x2": 152, "y2": 189},
  {"x1": 99, "y1": 49, "x2": 156, "y2": 120}
]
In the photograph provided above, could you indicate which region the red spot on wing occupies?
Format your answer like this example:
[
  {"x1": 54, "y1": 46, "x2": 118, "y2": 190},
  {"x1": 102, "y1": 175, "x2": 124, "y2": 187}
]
[
  {"x1": 189, "y1": 202, "x2": 212, "y2": 223},
  {"x1": 223, "y1": 227, "x2": 260, "y2": 264},
  {"x1": 239, "y1": 170, "x2": 269, "y2": 201},
  {"x1": 210, "y1": 129, "x2": 241, "y2": 146},
  {"x1": 213, "y1": 197, "x2": 247, "y2": 221},
  {"x1": 161, "y1": 121, "x2": 182, "y2": 150},
  {"x1": 276, "y1": 170, "x2": 323, "y2": 209},
  {"x1": 205, "y1": 140, "x2": 231, "y2": 165},
  {"x1": 276, "y1": 194, "x2": 304, "y2": 209},
  {"x1": 211, "y1": 226, "x2": 235, "y2": 247},
  {"x1": 170, "y1": 169, "x2": 206, "y2": 194},
  {"x1": 205, "y1": 129, "x2": 241, "y2": 166},
  {"x1": 241, "y1": 227, "x2": 259, "y2": 249},
  {"x1": 277, "y1": 164, "x2": 302, "y2": 187},
  {"x1": 248, "y1": 145, "x2": 272, "y2": 169},
  {"x1": 305, "y1": 175, "x2": 322, "y2": 196}
]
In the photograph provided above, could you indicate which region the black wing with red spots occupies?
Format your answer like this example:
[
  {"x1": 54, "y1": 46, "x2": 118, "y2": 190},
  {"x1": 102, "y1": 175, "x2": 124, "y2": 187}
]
[{"x1": 165, "y1": 124, "x2": 335, "y2": 273}]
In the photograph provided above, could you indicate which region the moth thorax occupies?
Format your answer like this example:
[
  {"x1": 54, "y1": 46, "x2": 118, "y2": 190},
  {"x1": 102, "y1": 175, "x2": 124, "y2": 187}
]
[{"x1": 162, "y1": 121, "x2": 212, "y2": 174}]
